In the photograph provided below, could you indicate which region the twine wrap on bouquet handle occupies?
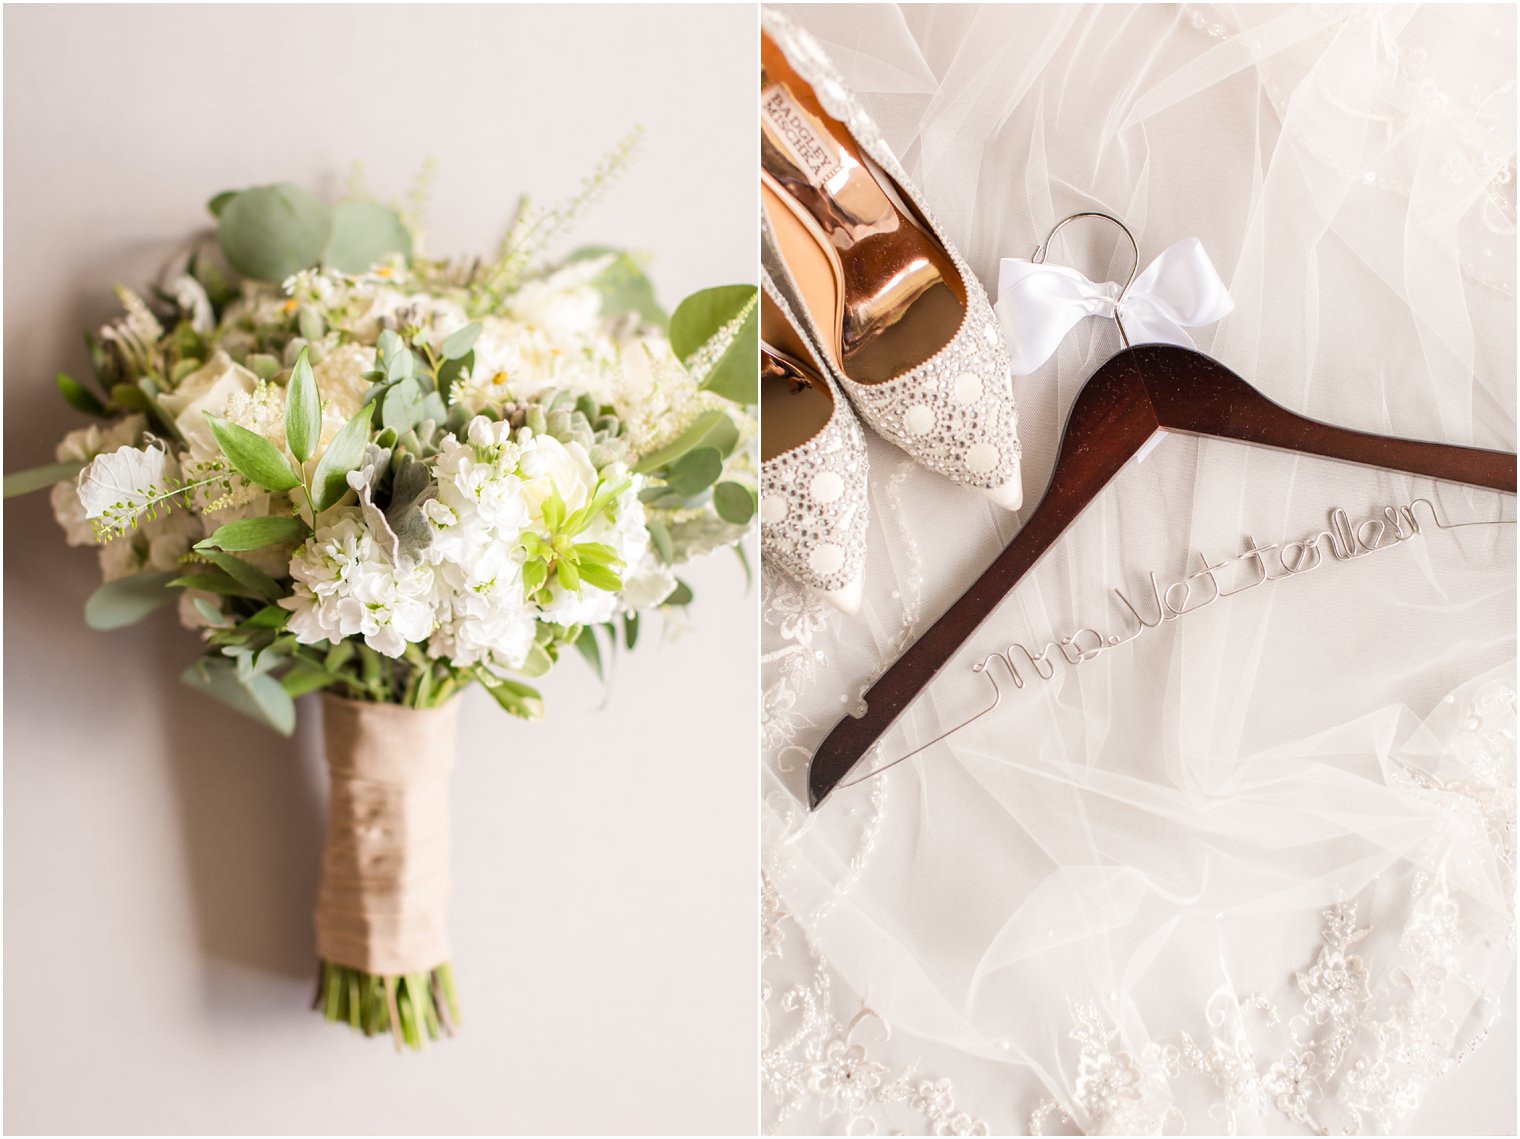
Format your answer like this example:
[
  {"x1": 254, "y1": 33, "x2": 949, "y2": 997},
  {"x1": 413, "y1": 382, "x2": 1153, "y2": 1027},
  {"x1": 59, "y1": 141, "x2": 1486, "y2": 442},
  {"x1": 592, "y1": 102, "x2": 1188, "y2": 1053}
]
[{"x1": 315, "y1": 694, "x2": 459, "y2": 976}]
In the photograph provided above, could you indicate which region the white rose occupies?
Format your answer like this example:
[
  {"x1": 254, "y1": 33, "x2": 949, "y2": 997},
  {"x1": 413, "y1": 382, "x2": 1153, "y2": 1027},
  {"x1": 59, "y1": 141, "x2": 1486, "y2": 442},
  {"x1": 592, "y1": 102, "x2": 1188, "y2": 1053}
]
[
  {"x1": 516, "y1": 434, "x2": 598, "y2": 528},
  {"x1": 313, "y1": 342, "x2": 375, "y2": 421},
  {"x1": 158, "y1": 352, "x2": 259, "y2": 456}
]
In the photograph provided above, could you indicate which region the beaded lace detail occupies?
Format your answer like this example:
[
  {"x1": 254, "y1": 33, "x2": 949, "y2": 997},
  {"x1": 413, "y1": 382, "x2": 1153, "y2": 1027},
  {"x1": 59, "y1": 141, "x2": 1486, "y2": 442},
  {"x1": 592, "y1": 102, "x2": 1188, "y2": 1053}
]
[
  {"x1": 759, "y1": 275, "x2": 870, "y2": 596},
  {"x1": 762, "y1": 8, "x2": 1023, "y2": 495}
]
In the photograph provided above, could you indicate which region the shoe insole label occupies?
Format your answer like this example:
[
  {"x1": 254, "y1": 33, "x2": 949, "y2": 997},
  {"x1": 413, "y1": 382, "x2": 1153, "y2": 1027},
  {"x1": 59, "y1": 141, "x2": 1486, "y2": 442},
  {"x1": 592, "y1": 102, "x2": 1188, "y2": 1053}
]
[{"x1": 762, "y1": 83, "x2": 842, "y2": 187}]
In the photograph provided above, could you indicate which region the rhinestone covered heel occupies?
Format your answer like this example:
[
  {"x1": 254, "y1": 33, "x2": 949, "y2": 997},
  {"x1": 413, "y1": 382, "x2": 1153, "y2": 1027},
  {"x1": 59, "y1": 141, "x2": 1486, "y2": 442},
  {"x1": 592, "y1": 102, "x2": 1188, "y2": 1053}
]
[
  {"x1": 760, "y1": 273, "x2": 870, "y2": 616},
  {"x1": 760, "y1": 7, "x2": 1023, "y2": 510}
]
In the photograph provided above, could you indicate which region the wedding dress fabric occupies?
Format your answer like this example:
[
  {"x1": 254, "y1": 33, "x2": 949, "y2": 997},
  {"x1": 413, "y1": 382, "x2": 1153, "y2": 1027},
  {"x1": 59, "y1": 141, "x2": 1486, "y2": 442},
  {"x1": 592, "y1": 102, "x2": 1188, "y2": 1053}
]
[{"x1": 761, "y1": 5, "x2": 1516, "y2": 1134}]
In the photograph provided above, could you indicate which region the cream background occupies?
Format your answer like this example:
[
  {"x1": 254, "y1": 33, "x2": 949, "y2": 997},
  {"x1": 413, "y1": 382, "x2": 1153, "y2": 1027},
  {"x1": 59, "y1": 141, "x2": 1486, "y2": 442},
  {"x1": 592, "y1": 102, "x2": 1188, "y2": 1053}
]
[{"x1": 3, "y1": 5, "x2": 757, "y2": 1135}]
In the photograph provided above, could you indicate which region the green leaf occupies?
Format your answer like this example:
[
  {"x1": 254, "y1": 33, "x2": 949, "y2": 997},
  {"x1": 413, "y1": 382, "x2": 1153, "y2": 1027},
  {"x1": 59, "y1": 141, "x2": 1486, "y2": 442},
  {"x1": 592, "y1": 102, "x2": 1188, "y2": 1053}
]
[
  {"x1": 200, "y1": 551, "x2": 285, "y2": 602},
  {"x1": 713, "y1": 481, "x2": 756, "y2": 525},
  {"x1": 181, "y1": 658, "x2": 296, "y2": 736},
  {"x1": 312, "y1": 401, "x2": 376, "y2": 511},
  {"x1": 439, "y1": 323, "x2": 481, "y2": 360},
  {"x1": 167, "y1": 570, "x2": 259, "y2": 598},
  {"x1": 322, "y1": 199, "x2": 413, "y2": 274},
  {"x1": 669, "y1": 285, "x2": 759, "y2": 405},
  {"x1": 664, "y1": 447, "x2": 723, "y2": 497},
  {"x1": 284, "y1": 347, "x2": 321, "y2": 463},
  {"x1": 280, "y1": 663, "x2": 334, "y2": 698},
  {"x1": 566, "y1": 246, "x2": 667, "y2": 329},
  {"x1": 207, "y1": 190, "x2": 237, "y2": 218},
  {"x1": 3, "y1": 459, "x2": 85, "y2": 498},
  {"x1": 632, "y1": 409, "x2": 739, "y2": 474},
  {"x1": 574, "y1": 626, "x2": 604, "y2": 682},
  {"x1": 56, "y1": 372, "x2": 106, "y2": 417},
  {"x1": 197, "y1": 515, "x2": 308, "y2": 552},
  {"x1": 664, "y1": 578, "x2": 694, "y2": 607},
  {"x1": 217, "y1": 183, "x2": 332, "y2": 282},
  {"x1": 381, "y1": 380, "x2": 424, "y2": 433},
  {"x1": 246, "y1": 604, "x2": 291, "y2": 629},
  {"x1": 110, "y1": 382, "x2": 151, "y2": 411},
  {"x1": 646, "y1": 518, "x2": 674, "y2": 565},
  {"x1": 577, "y1": 561, "x2": 622, "y2": 592},
  {"x1": 623, "y1": 611, "x2": 640, "y2": 650},
  {"x1": 480, "y1": 676, "x2": 545, "y2": 720},
  {"x1": 206, "y1": 414, "x2": 301, "y2": 492},
  {"x1": 84, "y1": 571, "x2": 178, "y2": 630}
]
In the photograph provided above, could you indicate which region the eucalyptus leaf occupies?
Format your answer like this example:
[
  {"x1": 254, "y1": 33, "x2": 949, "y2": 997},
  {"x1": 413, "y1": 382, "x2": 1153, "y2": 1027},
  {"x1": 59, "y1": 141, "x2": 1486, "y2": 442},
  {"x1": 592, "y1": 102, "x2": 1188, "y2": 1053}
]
[
  {"x1": 381, "y1": 380, "x2": 424, "y2": 433},
  {"x1": 670, "y1": 284, "x2": 759, "y2": 405},
  {"x1": 713, "y1": 480, "x2": 756, "y2": 525},
  {"x1": 3, "y1": 459, "x2": 85, "y2": 498},
  {"x1": 56, "y1": 372, "x2": 106, "y2": 417},
  {"x1": 197, "y1": 515, "x2": 308, "y2": 552},
  {"x1": 312, "y1": 401, "x2": 376, "y2": 511},
  {"x1": 322, "y1": 199, "x2": 413, "y2": 274},
  {"x1": 217, "y1": 183, "x2": 333, "y2": 283},
  {"x1": 181, "y1": 658, "x2": 296, "y2": 736},
  {"x1": 206, "y1": 414, "x2": 301, "y2": 492},
  {"x1": 84, "y1": 570, "x2": 179, "y2": 630},
  {"x1": 439, "y1": 323, "x2": 481, "y2": 360},
  {"x1": 284, "y1": 348, "x2": 321, "y2": 463},
  {"x1": 566, "y1": 246, "x2": 667, "y2": 328},
  {"x1": 663, "y1": 447, "x2": 723, "y2": 498}
]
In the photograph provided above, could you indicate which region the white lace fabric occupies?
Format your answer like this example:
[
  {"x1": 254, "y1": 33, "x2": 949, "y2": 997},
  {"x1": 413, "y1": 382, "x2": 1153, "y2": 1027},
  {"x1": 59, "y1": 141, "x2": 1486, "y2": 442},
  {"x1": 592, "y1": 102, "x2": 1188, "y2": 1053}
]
[{"x1": 761, "y1": 5, "x2": 1516, "y2": 1134}]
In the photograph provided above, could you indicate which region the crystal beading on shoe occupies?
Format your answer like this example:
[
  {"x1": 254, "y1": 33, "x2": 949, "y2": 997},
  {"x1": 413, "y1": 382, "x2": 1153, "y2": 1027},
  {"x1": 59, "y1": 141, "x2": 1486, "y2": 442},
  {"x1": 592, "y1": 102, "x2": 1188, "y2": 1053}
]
[
  {"x1": 760, "y1": 275, "x2": 870, "y2": 611},
  {"x1": 762, "y1": 7, "x2": 1023, "y2": 505}
]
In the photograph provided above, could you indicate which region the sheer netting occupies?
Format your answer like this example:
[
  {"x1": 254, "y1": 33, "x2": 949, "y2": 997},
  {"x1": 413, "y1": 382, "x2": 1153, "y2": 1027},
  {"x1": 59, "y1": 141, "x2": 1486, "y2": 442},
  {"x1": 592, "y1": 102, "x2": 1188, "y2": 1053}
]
[{"x1": 761, "y1": 5, "x2": 1516, "y2": 1135}]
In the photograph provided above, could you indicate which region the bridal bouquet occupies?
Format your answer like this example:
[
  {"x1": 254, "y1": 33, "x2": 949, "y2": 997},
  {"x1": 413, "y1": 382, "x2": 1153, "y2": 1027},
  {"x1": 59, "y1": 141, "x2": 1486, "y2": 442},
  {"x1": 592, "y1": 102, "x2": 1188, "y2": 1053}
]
[{"x1": 7, "y1": 148, "x2": 757, "y2": 1049}]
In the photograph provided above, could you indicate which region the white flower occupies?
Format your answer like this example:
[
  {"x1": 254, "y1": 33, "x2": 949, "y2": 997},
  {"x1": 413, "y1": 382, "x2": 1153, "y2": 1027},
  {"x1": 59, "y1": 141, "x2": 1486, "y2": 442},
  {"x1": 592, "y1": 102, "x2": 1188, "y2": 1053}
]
[
  {"x1": 158, "y1": 351, "x2": 259, "y2": 457},
  {"x1": 169, "y1": 274, "x2": 215, "y2": 333},
  {"x1": 313, "y1": 342, "x2": 375, "y2": 421},
  {"x1": 504, "y1": 259, "x2": 606, "y2": 340},
  {"x1": 621, "y1": 554, "x2": 677, "y2": 610},
  {"x1": 49, "y1": 414, "x2": 147, "y2": 546},
  {"x1": 76, "y1": 443, "x2": 170, "y2": 530},
  {"x1": 516, "y1": 433, "x2": 599, "y2": 531},
  {"x1": 280, "y1": 509, "x2": 437, "y2": 657}
]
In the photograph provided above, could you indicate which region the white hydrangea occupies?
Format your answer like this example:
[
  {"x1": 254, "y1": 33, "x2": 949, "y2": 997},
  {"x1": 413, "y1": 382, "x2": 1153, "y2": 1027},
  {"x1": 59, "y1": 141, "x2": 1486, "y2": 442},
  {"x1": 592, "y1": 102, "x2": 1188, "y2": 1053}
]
[{"x1": 279, "y1": 509, "x2": 436, "y2": 658}]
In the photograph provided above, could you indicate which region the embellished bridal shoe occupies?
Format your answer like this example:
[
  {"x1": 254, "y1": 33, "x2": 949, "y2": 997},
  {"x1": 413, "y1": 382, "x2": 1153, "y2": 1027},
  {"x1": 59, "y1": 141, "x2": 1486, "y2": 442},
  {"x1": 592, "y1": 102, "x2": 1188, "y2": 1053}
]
[
  {"x1": 760, "y1": 274, "x2": 869, "y2": 616},
  {"x1": 760, "y1": 8, "x2": 1023, "y2": 510}
]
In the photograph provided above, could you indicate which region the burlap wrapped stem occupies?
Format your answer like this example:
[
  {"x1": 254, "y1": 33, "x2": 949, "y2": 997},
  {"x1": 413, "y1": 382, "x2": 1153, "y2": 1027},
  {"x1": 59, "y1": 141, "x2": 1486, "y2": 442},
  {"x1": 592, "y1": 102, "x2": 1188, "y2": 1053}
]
[{"x1": 313, "y1": 693, "x2": 462, "y2": 1049}]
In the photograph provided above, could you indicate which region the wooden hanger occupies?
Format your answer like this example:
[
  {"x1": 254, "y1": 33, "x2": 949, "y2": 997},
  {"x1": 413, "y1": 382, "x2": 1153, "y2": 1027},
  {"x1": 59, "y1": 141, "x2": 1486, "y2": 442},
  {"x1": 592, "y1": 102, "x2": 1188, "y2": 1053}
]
[{"x1": 807, "y1": 278, "x2": 1518, "y2": 810}]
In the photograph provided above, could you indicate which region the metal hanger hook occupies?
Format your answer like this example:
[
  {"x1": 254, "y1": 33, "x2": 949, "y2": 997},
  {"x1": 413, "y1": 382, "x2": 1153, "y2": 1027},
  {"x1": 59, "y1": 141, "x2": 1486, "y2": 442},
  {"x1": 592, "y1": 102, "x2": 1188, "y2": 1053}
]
[{"x1": 1030, "y1": 211, "x2": 1140, "y2": 348}]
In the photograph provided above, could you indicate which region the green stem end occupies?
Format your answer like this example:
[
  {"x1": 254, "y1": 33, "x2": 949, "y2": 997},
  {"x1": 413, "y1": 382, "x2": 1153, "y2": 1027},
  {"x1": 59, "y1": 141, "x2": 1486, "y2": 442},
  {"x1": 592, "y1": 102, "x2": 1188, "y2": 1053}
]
[{"x1": 314, "y1": 961, "x2": 461, "y2": 1051}]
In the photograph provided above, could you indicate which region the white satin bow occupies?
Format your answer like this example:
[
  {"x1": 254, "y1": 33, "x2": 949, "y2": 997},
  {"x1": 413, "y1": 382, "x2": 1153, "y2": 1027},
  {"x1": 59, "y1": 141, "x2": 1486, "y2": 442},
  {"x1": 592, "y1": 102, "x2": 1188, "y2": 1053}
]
[{"x1": 995, "y1": 237, "x2": 1234, "y2": 376}]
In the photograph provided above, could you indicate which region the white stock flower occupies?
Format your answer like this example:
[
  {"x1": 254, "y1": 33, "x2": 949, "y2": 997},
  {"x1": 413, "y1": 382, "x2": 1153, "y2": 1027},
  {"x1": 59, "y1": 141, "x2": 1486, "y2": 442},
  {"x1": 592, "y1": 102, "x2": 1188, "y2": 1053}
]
[{"x1": 280, "y1": 509, "x2": 437, "y2": 658}]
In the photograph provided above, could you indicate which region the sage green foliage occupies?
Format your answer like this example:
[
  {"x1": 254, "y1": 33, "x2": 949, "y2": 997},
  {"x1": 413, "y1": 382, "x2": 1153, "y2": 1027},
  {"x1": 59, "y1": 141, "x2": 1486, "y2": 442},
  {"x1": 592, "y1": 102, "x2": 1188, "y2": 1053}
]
[
  {"x1": 317, "y1": 961, "x2": 460, "y2": 1051},
  {"x1": 671, "y1": 285, "x2": 759, "y2": 405},
  {"x1": 213, "y1": 183, "x2": 412, "y2": 282},
  {"x1": 567, "y1": 245, "x2": 668, "y2": 329}
]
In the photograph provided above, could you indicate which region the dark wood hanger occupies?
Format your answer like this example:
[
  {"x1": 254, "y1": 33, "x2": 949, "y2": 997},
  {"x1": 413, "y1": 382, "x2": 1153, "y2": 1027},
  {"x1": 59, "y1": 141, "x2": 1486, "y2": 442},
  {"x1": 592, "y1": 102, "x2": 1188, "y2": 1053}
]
[{"x1": 807, "y1": 343, "x2": 1518, "y2": 809}]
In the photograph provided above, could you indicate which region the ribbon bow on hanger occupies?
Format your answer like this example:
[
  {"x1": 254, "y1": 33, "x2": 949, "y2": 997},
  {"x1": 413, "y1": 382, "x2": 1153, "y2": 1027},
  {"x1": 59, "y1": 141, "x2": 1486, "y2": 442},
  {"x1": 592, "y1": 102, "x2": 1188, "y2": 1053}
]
[{"x1": 996, "y1": 234, "x2": 1235, "y2": 376}]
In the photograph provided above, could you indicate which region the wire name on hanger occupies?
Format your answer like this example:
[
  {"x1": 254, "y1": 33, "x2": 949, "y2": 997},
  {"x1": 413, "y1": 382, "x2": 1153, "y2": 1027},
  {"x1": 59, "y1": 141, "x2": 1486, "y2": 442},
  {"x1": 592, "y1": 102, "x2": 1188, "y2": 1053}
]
[{"x1": 971, "y1": 497, "x2": 1511, "y2": 695}]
